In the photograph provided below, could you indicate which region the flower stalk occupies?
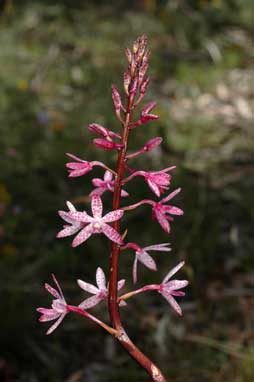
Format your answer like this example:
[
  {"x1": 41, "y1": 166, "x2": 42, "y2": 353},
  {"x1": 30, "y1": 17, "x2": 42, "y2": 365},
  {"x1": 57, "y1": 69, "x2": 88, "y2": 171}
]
[{"x1": 37, "y1": 34, "x2": 188, "y2": 382}]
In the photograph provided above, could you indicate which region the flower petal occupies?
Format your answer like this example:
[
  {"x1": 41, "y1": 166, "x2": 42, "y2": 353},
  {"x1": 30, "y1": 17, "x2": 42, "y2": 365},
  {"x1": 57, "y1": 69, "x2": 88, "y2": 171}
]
[
  {"x1": 45, "y1": 284, "x2": 60, "y2": 299},
  {"x1": 96, "y1": 267, "x2": 106, "y2": 290},
  {"x1": 154, "y1": 210, "x2": 170, "y2": 233},
  {"x1": 117, "y1": 279, "x2": 126, "y2": 290},
  {"x1": 132, "y1": 256, "x2": 138, "y2": 284},
  {"x1": 102, "y1": 209, "x2": 124, "y2": 223},
  {"x1": 144, "y1": 243, "x2": 171, "y2": 252},
  {"x1": 91, "y1": 195, "x2": 103, "y2": 219},
  {"x1": 137, "y1": 251, "x2": 157, "y2": 271},
  {"x1": 161, "y1": 188, "x2": 181, "y2": 203},
  {"x1": 79, "y1": 295, "x2": 103, "y2": 310},
  {"x1": 46, "y1": 313, "x2": 66, "y2": 335},
  {"x1": 162, "y1": 261, "x2": 185, "y2": 284},
  {"x1": 77, "y1": 279, "x2": 99, "y2": 294},
  {"x1": 102, "y1": 224, "x2": 123, "y2": 245},
  {"x1": 68, "y1": 211, "x2": 92, "y2": 223},
  {"x1": 165, "y1": 279, "x2": 189, "y2": 290},
  {"x1": 161, "y1": 293, "x2": 182, "y2": 315},
  {"x1": 57, "y1": 225, "x2": 81, "y2": 238},
  {"x1": 72, "y1": 225, "x2": 93, "y2": 247}
]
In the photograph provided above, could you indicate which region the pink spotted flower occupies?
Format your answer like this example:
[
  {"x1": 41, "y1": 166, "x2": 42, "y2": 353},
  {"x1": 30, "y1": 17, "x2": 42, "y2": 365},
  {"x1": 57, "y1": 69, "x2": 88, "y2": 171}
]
[
  {"x1": 123, "y1": 242, "x2": 171, "y2": 283},
  {"x1": 124, "y1": 167, "x2": 176, "y2": 197},
  {"x1": 124, "y1": 188, "x2": 183, "y2": 233},
  {"x1": 78, "y1": 267, "x2": 125, "y2": 309},
  {"x1": 159, "y1": 261, "x2": 188, "y2": 316},
  {"x1": 37, "y1": 274, "x2": 68, "y2": 335},
  {"x1": 60, "y1": 195, "x2": 124, "y2": 247}
]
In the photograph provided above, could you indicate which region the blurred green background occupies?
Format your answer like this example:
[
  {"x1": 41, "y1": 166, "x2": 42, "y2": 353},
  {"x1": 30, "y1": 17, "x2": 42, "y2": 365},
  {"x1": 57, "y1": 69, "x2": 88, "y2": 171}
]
[{"x1": 0, "y1": 1, "x2": 253, "y2": 381}]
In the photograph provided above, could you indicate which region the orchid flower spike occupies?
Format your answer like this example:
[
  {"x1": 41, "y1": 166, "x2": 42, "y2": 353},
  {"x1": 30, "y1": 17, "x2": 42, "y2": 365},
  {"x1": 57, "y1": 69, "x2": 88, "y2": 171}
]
[
  {"x1": 78, "y1": 267, "x2": 125, "y2": 309},
  {"x1": 37, "y1": 274, "x2": 68, "y2": 335},
  {"x1": 158, "y1": 261, "x2": 188, "y2": 316},
  {"x1": 59, "y1": 195, "x2": 124, "y2": 247}
]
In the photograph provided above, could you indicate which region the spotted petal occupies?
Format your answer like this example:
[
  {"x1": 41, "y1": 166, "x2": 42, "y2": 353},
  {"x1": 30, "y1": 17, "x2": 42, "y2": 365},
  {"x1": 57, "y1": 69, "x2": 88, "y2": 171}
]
[
  {"x1": 79, "y1": 295, "x2": 103, "y2": 310},
  {"x1": 91, "y1": 195, "x2": 103, "y2": 218},
  {"x1": 72, "y1": 224, "x2": 93, "y2": 247},
  {"x1": 102, "y1": 209, "x2": 124, "y2": 223},
  {"x1": 96, "y1": 267, "x2": 106, "y2": 290},
  {"x1": 102, "y1": 224, "x2": 123, "y2": 245},
  {"x1": 77, "y1": 279, "x2": 99, "y2": 294},
  {"x1": 162, "y1": 261, "x2": 185, "y2": 283}
]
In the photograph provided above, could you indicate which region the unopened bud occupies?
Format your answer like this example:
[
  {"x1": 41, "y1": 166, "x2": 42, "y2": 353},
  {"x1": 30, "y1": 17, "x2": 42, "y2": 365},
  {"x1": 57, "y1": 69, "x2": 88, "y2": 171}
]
[
  {"x1": 125, "y1": 48, "x2": 132, "y2": 64},
  {"x1": 111, "y1": 85, "x2": 122, "y2": 112},
  {"x1": 142, "y1": 101, "x2": 157, "y2": 115},
  {"x1": 140, "y1": 76, "x2": 150, "y2": 95},
  {"x1": 124, "y1": 71, "x2": 131, "y2": 95},
  {"x1": 129, "y1": 78, "x2": 138, "y2": 95},
  {"x1": 143, "y1": 137, "x2": 163, "y2": 151},
  {"x1": 93, "y1": 138, "x2": 124, "y2": 151}
]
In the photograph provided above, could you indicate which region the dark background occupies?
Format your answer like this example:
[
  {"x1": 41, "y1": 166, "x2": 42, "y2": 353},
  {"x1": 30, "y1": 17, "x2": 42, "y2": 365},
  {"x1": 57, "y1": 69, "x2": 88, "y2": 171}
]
[{"x1": 0, "y1": 1, "x2": 253, "y2": 381}]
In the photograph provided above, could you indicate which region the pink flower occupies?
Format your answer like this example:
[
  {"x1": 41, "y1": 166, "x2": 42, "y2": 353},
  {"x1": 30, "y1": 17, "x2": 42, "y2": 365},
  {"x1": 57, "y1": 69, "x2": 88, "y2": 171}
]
[
  {"x1": 78, "y1": 267, "x2": 125, "y2": 309},
  {"x1": 152, "y1": 188, "x2": 184, "y2": 233},
  {"x1": 57, "y1": 201, "x2": 86, "y2": 238},
  {"x1": 123, "y1": 188, "x2": 183, "y2": 233},
  {"x1": 123, "y1": 242, "x2": 171, "y2": 283},
  {"x1": 124, "y1": 167, "x2": 175, "y2": 197},
  {"x1": 65, "y1": 153, "x2": 109, "y2": 178},
  {"x1": 159, "y1": 261, "x2": 188, "y2": 316},
  {"x1": 37, "y1": 274, "x2": 68, "y2": 335},
  {"x1": 65, "y1": 195, "x2": 124, "y2": 247},
  {"x1": 90, "y1": 171, "x2": 129, "y2": 197}
]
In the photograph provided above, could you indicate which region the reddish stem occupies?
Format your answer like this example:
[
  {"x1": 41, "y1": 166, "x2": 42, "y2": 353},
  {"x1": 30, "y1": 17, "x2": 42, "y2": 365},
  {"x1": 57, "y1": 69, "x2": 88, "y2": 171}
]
[{"x1": 108, "y1": 96, "x2": 167, "y2": 382}]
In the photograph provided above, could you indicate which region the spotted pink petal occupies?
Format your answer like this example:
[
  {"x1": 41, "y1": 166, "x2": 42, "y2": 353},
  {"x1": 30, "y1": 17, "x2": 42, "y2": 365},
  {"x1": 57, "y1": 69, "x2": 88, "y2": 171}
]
[
  {"x1": 144, "y1": 243, "x2": 171, "y2": 252},
  {"x1": 79, "y1": 295, "x2": 103, "y2": 310},
  {"x1": 102, "y1": 209, "x2": 124, "y2": 223},
  {"x1": 147, "y1": 179, "x2": 160, "y2": 196},
  {"x1": 161, "y1": 294, "x2": 182, "y2": 316},
  {"x1": 164, "y1": 206, "x2": 184, "y2": 216},
  {"x1": 68, "y1": 211, "x2": 92, "y2": 223},
  {"x1": 161, "y1": 188, "x2": 181, "y2": 203},
  {"x1": 137, "y1": 251, "x2": 157, "y2": 271},
  {"x1": 46, "y1": 313, "x2": 66, "y2": 335},
  {"x1": 45, "y1": 284, "x2": 60, "y2": 299},
  {"x1": 58, "y1": 211, "x2": 76, "y2": 224},
  {"x1": 154, "y1": 210, "x2": 170, "y2": 233},
  {"x1": 102, "y1": 224, "x2": 123, "y2": 245},
  {"x1": 165, "y1": 280, "x2": 189, "y2": 290},
  {"x1": 91, "y1": 195, "x2": 103, "y2": 219},
  {"x1": 57, "y1": 225, "x2": 81, "y2": 238},
  {"x1": 96, "y1": 268, "x2": 106, "y2": 290},
  {"x1": 77, "y1": 279, "x2": 99, "y2": 294},
  {"x1": 38, "y1": 312, "x2": 61, "y2": 322},
  {"x1": 162, "y1": 261, "x2": 185, "y2": 283},
  {"x1": 72, "y1": 225, "x2": 93, "y2": 247}
]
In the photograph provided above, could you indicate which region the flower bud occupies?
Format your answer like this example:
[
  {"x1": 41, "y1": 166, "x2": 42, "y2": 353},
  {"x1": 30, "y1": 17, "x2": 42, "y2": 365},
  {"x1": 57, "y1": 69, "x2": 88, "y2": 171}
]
[
  {"x1": 143, "y1": 137, "x2": 163, "y2": 152},
  {"x1": 111, "y1": 85, "x2": 122, "y2": 113},
  {"x1": 93, "y1": 138, "x2": 124, "y2": 151},
  {"x1": 124, "y1": 71, "x2": 131, "y2": 95}
]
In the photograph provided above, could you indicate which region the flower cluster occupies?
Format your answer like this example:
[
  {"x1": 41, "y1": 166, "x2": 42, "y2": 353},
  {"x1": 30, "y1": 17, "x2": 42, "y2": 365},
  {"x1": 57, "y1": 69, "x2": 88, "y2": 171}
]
[{"x1": 37, "y1": 34, "x2": 189, "y2": 382}]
